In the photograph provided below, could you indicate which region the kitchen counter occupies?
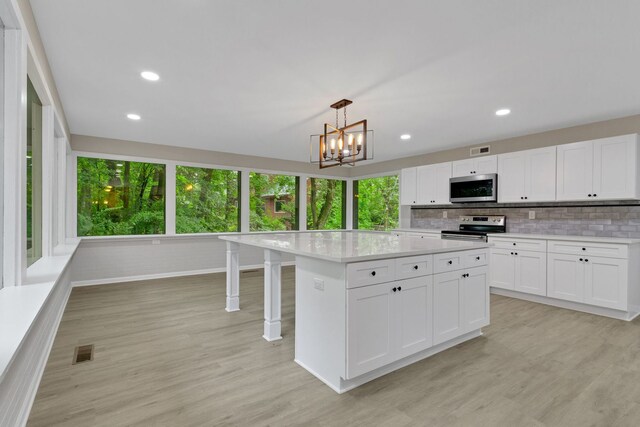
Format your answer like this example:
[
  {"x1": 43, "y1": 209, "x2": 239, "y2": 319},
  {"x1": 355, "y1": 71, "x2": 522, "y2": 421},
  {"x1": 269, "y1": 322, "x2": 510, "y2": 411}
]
[
  {"x1": 493, "y1": 233, "x2": 640, "y2": 245},
  {"x1": 220, "y1": 230, "x2": 487, "y2": 263},
  {"x1": 393, "y1": 228, "x2": 442, "y2": 234}
]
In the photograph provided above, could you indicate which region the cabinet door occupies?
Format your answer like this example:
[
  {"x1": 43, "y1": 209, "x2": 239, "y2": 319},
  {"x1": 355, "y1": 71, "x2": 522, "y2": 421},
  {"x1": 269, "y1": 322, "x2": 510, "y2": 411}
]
[
  {"x1": 396, "y1": 277, "x2": 433, "y2": 359},
  {"x1": 526, "y1": 146, "x2": 557, "y2": 202},
  {"x1": 497, "y1": 152, "x2": 526, "y2": 202},
  {"x1": 584, "y1": 256, "x2": 628, "y2": 310},
  {"x1": 489, "y1": 248, "x2": 515, "y2": 290},
  {"x1": 593, "y1": 135, "x2": 638, "y2": 200},
  {"x1": 416, "y1": 165, "x2": 435, "y2": 204},
  {"x1": 433, "y1": 271, "x2": 464, "y2": 345},
  {"x1": 346, "y1": 283, "x2": 395, "y2": 379},
  {"x1": 463, "y1": 266, "x2": 490, "y2": 331},
  {"x1": 547, "y1": 253, "x2": 584, "y2": 303},
  {"x1": 474, "y1": 155, "x2": 498, "y2": 175},
  {"x1": 452, "y1": 159, "x2": 475, "y2": 177},
  {"x1": 400, "y1": 167, "x2": 417, "y2": 205},
  {"x1": 514, "y1": 251, "x2": 546, "y2": 296},
  {"x1": 433, "y1": 162, "x2": 452, "y2": 204},
  {"x1": 556, "y1": 141, "x2": 593, "y2": 201}
]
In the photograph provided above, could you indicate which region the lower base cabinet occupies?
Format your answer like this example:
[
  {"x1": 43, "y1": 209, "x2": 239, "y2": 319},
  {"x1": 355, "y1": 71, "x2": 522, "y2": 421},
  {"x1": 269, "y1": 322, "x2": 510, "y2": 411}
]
[
  {"x1": 548, "y1": 253, "x2": 627, "y2": 310},
  {"x1": 489, "y1": 249, "x2": 546, "y2": 296},
  {"x1": 433, "y1": 266, "x2": 489, "y2": 345}
]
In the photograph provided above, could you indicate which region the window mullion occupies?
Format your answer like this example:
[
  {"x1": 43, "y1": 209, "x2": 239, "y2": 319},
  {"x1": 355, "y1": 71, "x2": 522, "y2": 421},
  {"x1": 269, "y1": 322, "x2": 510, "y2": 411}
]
[{"x1": 165, "y1": 162, "x2": 176, "y2": 235}]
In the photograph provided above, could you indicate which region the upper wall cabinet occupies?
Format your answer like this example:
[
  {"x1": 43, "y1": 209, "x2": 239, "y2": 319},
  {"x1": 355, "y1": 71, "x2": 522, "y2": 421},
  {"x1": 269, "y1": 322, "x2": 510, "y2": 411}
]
[
  {"x1": 498, "y1": 147, "x2": 556, "y2": 203},
  {"x1": 556, "y1": 134, "x2": 640, "y2": 201},
  {"x1": 400, "y1": 167, "x2": 418, "y2": 205},
  {"x1": 451, "y1": 155, "x2": 497, "y2": 178},
  {"x1": 416, "y1": 163, "x2": 452, "y2": 205}
]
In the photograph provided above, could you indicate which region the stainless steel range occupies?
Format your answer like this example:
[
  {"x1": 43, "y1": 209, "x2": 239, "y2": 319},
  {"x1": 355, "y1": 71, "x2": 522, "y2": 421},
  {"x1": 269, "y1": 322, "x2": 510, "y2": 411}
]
[{"x1": 441, "y1": 215, "x2": 506, "y2": 242}]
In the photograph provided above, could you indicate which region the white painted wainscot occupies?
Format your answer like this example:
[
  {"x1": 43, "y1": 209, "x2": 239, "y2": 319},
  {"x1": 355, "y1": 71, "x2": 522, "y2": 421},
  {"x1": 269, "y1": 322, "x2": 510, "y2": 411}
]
[{"x1": 219, "y1": 231, "x2": 490, "y2": 393}]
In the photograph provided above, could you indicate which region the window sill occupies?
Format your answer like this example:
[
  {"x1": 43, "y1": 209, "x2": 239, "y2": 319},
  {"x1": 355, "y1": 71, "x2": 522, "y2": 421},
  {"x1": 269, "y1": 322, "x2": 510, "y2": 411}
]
[
  {"x1": 77, "y1": 230, "x2": 355, "y2": 243},
  {"x1": 0, "y1": 238, "x2": 80, "y2": 382}
]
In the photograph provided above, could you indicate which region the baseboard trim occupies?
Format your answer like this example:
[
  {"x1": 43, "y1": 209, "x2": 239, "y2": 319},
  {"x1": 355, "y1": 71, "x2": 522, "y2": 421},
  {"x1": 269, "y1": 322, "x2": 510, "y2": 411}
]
[
  {"x1": 490, "y1": 287, "x2": 638, "y2": 321},
  {"x1": 71, "y1": 262, "x2": 296, "y2": 287}
]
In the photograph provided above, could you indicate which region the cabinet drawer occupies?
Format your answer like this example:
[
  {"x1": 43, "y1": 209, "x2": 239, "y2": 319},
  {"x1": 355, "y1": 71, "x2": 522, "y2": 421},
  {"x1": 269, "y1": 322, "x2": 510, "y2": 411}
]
[
  {"x1": 395, "y1": 255, "x2": 433, "y2": 280},
  {"x1": 434, "y1": 252, "x2": 464, "y2": 274},
  {"x1": 489, "y1": 237, "x2": 547, "y2": 253},
  {"x1": 462, "y1": 249, "x2": 488, "y2": 268},
  {"x1": 347, "y1": 259, "x2": 395, "y2": 288},
  {"x1": 547, "y1": 240, "x2": 628, "y2": 259}
]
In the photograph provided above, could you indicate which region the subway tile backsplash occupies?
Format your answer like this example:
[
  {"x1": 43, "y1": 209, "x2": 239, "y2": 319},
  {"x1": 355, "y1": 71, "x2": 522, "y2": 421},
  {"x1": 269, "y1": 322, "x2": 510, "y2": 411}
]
[{"x1": 410, "y1": 201, "x2": 640, "y2": 238}]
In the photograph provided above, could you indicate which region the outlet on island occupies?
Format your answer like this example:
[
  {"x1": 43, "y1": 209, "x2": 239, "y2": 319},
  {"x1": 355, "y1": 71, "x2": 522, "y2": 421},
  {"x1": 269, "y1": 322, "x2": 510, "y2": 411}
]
[{"x1": 529, "y1": 211, "x2": 536, "y2": 220}]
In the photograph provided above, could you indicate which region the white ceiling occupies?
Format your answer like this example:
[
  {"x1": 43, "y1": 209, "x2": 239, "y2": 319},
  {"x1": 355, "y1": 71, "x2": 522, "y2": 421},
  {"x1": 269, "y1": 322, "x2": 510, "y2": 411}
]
[{"x1": 31, "y1": 0, "x2": 640, "y2": 163}]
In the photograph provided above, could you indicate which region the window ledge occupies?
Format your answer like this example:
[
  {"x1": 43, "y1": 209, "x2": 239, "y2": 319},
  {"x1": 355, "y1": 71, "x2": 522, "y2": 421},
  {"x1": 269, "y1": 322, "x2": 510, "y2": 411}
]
[
  {"x1": 76, "y1": 230, "x2": 358, "y2": 243},
  {"x1": 0, "y1": 238, "x2": 80, "y2": 382}
]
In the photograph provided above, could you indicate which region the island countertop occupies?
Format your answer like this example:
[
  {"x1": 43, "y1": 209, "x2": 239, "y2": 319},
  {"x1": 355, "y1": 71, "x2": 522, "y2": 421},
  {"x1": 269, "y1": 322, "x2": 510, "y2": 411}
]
[{"x1": 219, "y1": 230, "x2": 488, "y2": 263}]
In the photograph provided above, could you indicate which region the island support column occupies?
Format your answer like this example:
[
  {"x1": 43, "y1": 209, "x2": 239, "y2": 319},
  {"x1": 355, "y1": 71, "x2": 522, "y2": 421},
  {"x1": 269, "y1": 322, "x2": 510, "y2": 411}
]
[
  {"x1": 225, "y1": 241, "x2": 240, "y2": 312},
  {"x1": 263, "y1": 249, "x2": 282, "y2": 341}
]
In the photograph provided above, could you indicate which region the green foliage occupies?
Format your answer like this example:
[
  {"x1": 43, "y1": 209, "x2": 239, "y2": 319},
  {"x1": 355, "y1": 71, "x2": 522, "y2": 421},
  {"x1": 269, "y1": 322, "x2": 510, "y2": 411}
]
[
  {"x1": 249, "y1": 172, "x2": 297, "y2": 231},
  {"x1": 357, "y1": 175, "x2": 399, "y2": 231},
  {"x1": 77, "y1": 157, "x2": 166, "y2": 236},
  {"x1": 307, "y1": 178, "x2": 344, "y2": 230},
  {"x1": 176, "y1": 166, "x2": 239, "y2": 233}
]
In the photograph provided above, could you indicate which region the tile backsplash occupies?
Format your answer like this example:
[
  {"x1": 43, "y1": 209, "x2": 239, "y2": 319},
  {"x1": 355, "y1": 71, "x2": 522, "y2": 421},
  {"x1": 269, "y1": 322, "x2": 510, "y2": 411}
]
[{"x1": 410, "y1": 201, "x2": 640, "y2": 238}]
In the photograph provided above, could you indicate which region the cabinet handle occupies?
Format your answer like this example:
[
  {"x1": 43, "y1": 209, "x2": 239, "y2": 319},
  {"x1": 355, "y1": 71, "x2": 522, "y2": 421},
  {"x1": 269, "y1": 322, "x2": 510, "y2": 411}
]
[
  {"x1": 413, "y1": 265, "x2": 419, "y2": 270},
  {"x1": 448, "y1": 260, "x2": 453, "y2": 265},
  {"x1": 582, "y1": 248, "x2": 586, "y2": 251},
  {"x1": 370, "y1": 271, "x2": 376, "y2": 276},
  {"x1": 476, "y1": 256, "x2": 480, "y2": 260},
  {"x1": 524, "y1": 196, "x2": 528, "y2": 200},
  {"x1": 579, "y1": 258, "x2": 583, "y2": 261},
  {"x1": 585, "y1": 259, "x2": 589, "y2": 262},
  {"x1": 514, "y1": 252, "x2": 518, "y2": 255},
  {"x1": 398, "y1": 286, "x2": 402, "y2": 291},
  {"x1": 392, "y1": 287, "x2": 397, "y2": 292},
  {"x1": 520, "y1": 196, "x2": 524, "y2": 200},
  {"x1": 593, "y1": 194, "x2": 597, "y2": 197},
  {"x1": 588, "y1": 194, "x2": 592, "y2": 197},
  {"x1": 511, "y1": 252, "x2": 514, "y2": 255},
  {"x1": 513, "y1": 243, "x2": 517, "y2": 246}
]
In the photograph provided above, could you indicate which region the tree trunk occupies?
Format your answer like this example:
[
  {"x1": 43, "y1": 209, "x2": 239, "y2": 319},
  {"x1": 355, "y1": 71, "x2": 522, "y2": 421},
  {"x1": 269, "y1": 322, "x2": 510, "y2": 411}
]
[
  {"x1": 316, "y1": 180, "x2": 336, "y2": 229},
  {"x1": 310, "y1": 178, "x2": 317, "y2": 227}
]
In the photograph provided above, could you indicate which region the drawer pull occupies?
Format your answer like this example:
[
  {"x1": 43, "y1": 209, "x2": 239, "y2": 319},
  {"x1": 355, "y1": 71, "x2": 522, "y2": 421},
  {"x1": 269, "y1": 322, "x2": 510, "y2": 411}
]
[
  {"x1": 475, "y1": 256, "x2": 480, "y2": 260},
  {"x1": 513, "y1": 243, "x2": 516, "y2": 246},
  {"x1": 462, "y1": 273, "x2": 469, "y2": 278},
  {"x1": 579, "y1": 258, "x2": 583, "y2": 261},
  {"x1": 392, "y1": 287, "x2": 397, "y2": 292},
  {"x1": 511, "y1": 252, "x2": 514, "y2": 255},
  {"x1": 588, "y1": 194, "x2": 592, "y2": 197},
  {"x1": 585, "y1": 259, "x2": 589, "y2": 262},
  {"x1": 398, "y1": 286, "x2": 402, "y2": 291},
  {"x1": 514, "y1": 252, "x2": 518, "y2": 255},
  {"x1": 413, "y1": 265, "x2": 419, "y2": 270},
  {"x1": 582, "y1": 248, "x2": 586, "y2": 251},
  {"x1": 448, "y1": 260, "x2": 453, "y2": 265},
  {"x1": 370, "y1": 271, "x2": 376, "y2": 276}
]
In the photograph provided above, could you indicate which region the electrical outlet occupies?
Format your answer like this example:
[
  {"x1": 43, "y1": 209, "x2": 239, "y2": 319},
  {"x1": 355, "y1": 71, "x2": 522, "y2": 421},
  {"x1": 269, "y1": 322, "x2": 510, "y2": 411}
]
[
  {"x1": 314, "y1": 278, "x2": 324, "y2": 291},
  {"x1": 529, "y1": 211, "x2": 536, "y2": 220},
  {"x1": 152, "y1": 239, "x2": 161, "y2": 245},
  {"x1": 443, "y1": 211, "x2": 448, "y2": 219}
]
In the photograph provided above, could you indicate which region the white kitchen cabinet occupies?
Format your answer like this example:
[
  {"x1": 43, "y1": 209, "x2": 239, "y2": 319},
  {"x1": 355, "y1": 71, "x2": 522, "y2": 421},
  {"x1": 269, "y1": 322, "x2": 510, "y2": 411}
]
[
  {"x1": 452, "y1": 155, "x2": 497, "y2": 177},
  {"x1": 557, "y1": 134, "x2": 639, "y2": 201},
  {"x1": 400, "y1": 167, "x2": 417, "y2": 205},
  {"x1": 346, "y1": 276, "x2": 433, "y2": 378},
  {"x1": 498, "y1": 147, "x2": 556, "y2": 202},
  {"x1": 547, "y1": 253, "x2": 628, "y2": 310},
  {"x1": 416, "y1": 162, "x2": 452, "y2": 205},
  {"x1": 346, "y1": 282, "x2": 395, "y2": 378},
  {"x1": 583, "y1": 256, "x2": 627, "y2": 310},
  {"x1": 433, "y1": 266, "x2": 488, "y2": 345},
  {"x1": 490, "y1": 249, "x2": 546, "y2": 296}
]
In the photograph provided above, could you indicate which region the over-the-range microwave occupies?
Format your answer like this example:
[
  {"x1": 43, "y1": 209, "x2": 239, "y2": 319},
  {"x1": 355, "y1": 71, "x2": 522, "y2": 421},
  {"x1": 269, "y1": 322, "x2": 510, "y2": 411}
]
[{"x1": 449, "y1": 173, "x2": 498, "y2": 203}]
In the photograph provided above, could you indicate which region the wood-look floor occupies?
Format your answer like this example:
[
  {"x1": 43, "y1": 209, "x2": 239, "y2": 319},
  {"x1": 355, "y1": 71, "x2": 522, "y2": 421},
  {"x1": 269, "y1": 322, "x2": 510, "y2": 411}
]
[{"x1": 28, "y1": 268, "x2": 640, "y2": 426}]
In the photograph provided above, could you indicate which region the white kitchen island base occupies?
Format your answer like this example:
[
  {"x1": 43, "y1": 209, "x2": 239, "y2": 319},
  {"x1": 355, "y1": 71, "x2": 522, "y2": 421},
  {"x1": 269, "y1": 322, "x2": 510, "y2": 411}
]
[{"x1": 220, "y1": 231, "x2": 490, "y2": 393}]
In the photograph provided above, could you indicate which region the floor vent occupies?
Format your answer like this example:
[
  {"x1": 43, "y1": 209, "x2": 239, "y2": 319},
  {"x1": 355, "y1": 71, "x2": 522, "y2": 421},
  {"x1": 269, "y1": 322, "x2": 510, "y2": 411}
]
[{"x1": 73, "y1": 344, "x2": 94, "y2": 364}]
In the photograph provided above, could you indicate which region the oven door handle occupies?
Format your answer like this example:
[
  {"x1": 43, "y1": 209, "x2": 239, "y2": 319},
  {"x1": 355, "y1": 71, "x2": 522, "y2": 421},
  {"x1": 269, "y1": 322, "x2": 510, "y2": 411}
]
[{"x1": 441, "y1": 233, "x2": 487, "y2": 242}]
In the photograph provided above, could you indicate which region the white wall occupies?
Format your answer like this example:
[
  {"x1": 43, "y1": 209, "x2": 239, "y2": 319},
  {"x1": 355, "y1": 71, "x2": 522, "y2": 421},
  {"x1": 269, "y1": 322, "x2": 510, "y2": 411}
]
[{"x1": 71, "y1": 236, "x2": 295, "y2": 286}]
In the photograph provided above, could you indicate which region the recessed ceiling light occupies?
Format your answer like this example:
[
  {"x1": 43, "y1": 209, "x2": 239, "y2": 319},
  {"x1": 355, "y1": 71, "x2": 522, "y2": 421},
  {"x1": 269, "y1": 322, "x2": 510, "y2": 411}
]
[
  {"x1": 400, "y1": 134, "x2": 412, "y2": 140},
  {"x1": 495, "y1": 108, "x2": 511, "y2": 116},
  {"x1": 127, "y1": 113, "x2": 141, "y2": 120},
  {"x1": 140, "y1": 71, "x2": 160, "y2": 81}
]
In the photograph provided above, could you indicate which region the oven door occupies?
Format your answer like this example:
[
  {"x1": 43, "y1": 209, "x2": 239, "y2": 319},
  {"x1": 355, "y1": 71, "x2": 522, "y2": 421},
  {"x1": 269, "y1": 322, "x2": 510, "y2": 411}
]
[{"x1": 449, "y1": 174, "x2": 498, "y2": 203}]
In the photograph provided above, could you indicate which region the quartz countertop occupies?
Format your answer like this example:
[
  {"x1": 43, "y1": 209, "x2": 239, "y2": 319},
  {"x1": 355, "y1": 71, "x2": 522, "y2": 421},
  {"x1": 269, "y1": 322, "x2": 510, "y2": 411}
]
[
  {"x1": 219, "y1": 231, "x2": 488, "y2": 263},
  {"x1": 393, "y1": 228, "x2": 442, "y2": 234},
  {"x1": 490, "y1": 233, "x2": 640, "y2": 245}
]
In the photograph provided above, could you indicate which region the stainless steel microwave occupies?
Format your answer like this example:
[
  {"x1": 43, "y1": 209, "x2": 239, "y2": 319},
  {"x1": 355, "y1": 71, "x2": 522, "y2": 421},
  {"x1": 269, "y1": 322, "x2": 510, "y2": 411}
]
[{"x1": 449, "y1": 174, "x2": 498, "y2": 203}]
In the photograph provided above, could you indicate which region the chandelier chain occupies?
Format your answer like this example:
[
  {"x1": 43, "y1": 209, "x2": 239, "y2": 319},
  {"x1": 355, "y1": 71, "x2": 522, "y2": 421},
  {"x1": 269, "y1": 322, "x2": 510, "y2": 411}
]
[
  {"x1": 335, "y1": 108, "x2": 339, "y2": 129},
  {"x1": 344, "y1": 105, "x2": 347, "y2": 128}
]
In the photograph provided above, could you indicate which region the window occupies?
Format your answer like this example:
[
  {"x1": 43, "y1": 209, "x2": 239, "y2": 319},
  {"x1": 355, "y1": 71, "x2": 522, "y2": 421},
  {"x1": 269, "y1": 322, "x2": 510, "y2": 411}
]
[
  {"x1": 77, "y1": 157, "x2": 166, "y2": 236},
  {"x1": 27, "y1": 77, "x2": 43, "y2": 266},
  {"x1": 175, "y1": 166, "x2": 239, "y2": 233},
  {"x1": 354, "y1": 175, "x2": 399, "y2": 231},
  {"x1": 307, "y1": 177, "x2": 345, "y2": 230},
  {"x1": 249, "y1": 172, "x2": 298, "y2": 231}
]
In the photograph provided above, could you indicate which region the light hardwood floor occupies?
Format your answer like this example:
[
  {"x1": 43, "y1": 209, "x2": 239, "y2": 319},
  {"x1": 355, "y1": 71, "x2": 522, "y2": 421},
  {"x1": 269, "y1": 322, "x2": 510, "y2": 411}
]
[{"x1": 28, "y1": 267, "x2": 640, "y2": 426}]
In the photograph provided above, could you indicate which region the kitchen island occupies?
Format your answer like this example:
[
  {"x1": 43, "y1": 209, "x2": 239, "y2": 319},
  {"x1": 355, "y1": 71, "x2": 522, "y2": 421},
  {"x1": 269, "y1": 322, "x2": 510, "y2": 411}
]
[{"x1": 219, "y1": 231, "x2": 490, "y2": 393}]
